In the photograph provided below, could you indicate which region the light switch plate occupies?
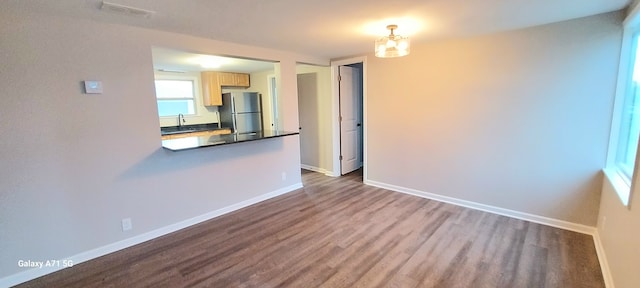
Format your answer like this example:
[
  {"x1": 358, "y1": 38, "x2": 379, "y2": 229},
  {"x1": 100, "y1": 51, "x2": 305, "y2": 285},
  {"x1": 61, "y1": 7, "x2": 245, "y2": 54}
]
[{"x1": 84, "y1": 80, "x2": 103, "y2": 94}]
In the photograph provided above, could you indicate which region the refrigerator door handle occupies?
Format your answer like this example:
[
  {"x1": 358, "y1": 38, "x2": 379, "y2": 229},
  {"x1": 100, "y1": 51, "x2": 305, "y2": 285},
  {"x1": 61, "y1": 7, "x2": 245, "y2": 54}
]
[
  {"x1": 232, "y1": 114, "x2": 237, "y2": 134},
  {"x1": 231, "y1": 95, "x2": 237, "y2": 113},
  {"x1": 231, "y1": 95, "x2": 237, "y2": 133}
]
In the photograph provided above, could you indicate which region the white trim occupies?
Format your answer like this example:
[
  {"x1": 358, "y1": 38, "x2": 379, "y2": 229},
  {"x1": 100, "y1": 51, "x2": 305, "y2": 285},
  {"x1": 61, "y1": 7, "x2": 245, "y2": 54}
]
[
  {"x1": 266, "y1": 73, "x2": 279, "y2": 131},
  {"x1": 0, "y1": 183, "x2": 303, "y2": 287},
  {"x1": 330, "y1": 66, "x2": 341, "y2": 176},
  {"x1": 364, "y1": 179, "x2": 596, "y2": 235},
  {"x1": 593, "y1": 231, "x2": 615, "y2": 288},
  {"x1": 154, "y1": 73, "x2": 200, "y2": 117},
  {"x1": 603, "y1": 168, "x2": 631, "y2": 206},
  {"x1": 301, "y1": 164, "x2": 328, "y2": 174},
  {"x1": 325, "y1": 172, "x2": 340, "y2": 177},
  {"x1": 604, "y1": 27, "x2": 631, "y2": 169}
]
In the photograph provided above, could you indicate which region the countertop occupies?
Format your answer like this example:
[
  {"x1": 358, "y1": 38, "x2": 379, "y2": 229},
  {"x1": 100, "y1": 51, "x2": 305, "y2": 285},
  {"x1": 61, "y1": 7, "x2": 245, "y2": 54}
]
[
  {"x1": 161, "y1": 130, "x2": 299, "y2": 151},
  {"x1": 161, "y1": 123, "x2": 229, "y2": 136}
]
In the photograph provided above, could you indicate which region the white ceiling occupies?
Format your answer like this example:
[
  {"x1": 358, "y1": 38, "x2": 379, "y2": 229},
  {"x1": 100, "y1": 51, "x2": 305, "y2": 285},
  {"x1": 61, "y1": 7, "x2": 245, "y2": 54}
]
[{"x1": 5, "y1": 0, "x2": 631, "y2": 60}]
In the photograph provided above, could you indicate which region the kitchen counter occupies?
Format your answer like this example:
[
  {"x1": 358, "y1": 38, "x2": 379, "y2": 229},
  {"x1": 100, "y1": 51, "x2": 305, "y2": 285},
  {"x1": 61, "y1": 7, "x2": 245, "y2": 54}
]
[
  {"x1": 160, "y1": 123, "x2": 226, "y2": 135},
  {"x1": 161, "y1": 130, "x2": 300, "y2": 151}
]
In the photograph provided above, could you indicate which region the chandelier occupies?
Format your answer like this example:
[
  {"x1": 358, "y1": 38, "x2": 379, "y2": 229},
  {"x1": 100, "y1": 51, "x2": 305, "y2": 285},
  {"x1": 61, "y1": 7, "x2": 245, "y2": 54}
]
[{"x1": 375, "y1": 25, "x2": 410, "y2": 58}]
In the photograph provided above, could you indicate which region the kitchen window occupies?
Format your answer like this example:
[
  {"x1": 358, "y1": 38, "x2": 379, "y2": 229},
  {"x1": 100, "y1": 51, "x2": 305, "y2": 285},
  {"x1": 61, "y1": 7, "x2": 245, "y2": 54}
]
[{"x1": 155, "y1": 79, "x2": 196, "y2": 117}]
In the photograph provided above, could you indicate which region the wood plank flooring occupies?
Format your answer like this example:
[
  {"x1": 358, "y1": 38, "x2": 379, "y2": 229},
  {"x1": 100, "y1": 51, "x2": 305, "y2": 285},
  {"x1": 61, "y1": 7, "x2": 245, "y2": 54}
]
[{"x1": 17, "y1": 169, "x2": 604, "y2": 287}]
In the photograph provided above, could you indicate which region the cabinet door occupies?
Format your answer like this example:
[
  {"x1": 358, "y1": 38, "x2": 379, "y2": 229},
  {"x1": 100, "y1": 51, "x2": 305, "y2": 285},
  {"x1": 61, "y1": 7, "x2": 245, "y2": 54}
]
[
  {"x1": 219, "y1": 72, "x2": 250, "y2": 87},
  {"x1": 235, "y1": 73, "x2": 250, "y2": 87},
  {"x1": 201, "y1": 72, "x2": 222, "y2": 106},
  {"x1": 218, "y1": 73, "x2": 236, "y2": 86}
]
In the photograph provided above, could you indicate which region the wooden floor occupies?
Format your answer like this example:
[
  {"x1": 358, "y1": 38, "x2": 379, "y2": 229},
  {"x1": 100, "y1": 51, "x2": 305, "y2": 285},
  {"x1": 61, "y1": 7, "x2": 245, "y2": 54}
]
[{"x1": 18, "y1": 169, "x2": 604, "y2": 288}]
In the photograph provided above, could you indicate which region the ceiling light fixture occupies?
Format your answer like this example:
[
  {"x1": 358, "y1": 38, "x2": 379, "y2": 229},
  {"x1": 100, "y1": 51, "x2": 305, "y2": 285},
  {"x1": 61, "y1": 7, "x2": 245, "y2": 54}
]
[
  {"x1": 189, "y1": 55, "x2": 231, "y2": 69},
  {"x1": 375, "y1": 25, "x2": 410, "y2": 58}
]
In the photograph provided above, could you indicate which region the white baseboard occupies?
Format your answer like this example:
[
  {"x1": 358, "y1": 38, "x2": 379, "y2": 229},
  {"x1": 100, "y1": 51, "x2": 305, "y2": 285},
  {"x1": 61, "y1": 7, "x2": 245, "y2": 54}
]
[
  {"x1": 325, "y1": 171, "x2": 340, "y2": 177},
  {"x1": 300, "y1": 164, "x2": 337, "y2": 177},
  {"x1": 593, "y1": 231, "x2": 615, "y2": 288},
  {"x1": 300, "y1": 164, "x2": 324, "y2": 173},
  {"x1": 364, "y1": 179, "x2": 596, "y2": 235},
  {"x1": 0, "y1": 183, "x2": 303, "y2": 287}
]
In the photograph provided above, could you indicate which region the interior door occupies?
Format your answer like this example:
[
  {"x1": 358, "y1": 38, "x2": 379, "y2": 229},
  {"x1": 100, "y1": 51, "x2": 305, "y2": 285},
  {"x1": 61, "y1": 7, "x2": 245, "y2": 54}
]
[{"x1": 339, "y1": 66, "x2": 360, "y2": 175}]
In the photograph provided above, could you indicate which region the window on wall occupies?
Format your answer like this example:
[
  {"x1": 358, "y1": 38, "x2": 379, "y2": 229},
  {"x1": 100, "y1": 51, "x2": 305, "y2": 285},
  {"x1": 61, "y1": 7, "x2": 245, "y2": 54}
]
[
  {"x1": 607, "y1": 22, "x2": 640, "y2": 206},
  {"x1": 154, "y1": 79, "x2": 196, "y2": 117},
  {"x1": 616, "y1": 36, "x2": 640, "y2": 181}
]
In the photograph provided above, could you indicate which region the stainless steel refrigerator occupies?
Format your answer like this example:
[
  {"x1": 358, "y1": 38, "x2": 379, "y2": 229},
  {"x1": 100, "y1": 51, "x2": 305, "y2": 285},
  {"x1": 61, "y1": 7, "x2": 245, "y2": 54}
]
[{"x1": 219, "y1": 92, "x2": 263, "y2": 134}]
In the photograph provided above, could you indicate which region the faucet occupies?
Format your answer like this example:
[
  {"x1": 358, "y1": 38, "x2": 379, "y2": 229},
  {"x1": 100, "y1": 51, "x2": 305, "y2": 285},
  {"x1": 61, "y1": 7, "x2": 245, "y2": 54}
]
[{"x1": 178, "y1": 113, "x2": 185, "y2": 128}]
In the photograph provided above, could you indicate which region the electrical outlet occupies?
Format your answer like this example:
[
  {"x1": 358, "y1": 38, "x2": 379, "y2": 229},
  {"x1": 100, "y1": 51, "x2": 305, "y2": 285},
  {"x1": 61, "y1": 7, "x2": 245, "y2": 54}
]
[
  {"x1": 122, "y1": 218, "x2": 132, "y2": 231},
  {"x1": 281, "y1": 172, "x2": 286, "y2": 181}
]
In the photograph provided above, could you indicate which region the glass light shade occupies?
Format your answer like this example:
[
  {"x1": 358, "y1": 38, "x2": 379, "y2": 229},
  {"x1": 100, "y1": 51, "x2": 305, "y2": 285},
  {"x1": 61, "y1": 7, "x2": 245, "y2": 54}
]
[{"x1": 375, "y1": 35, "x2": 410, "y2": 57}]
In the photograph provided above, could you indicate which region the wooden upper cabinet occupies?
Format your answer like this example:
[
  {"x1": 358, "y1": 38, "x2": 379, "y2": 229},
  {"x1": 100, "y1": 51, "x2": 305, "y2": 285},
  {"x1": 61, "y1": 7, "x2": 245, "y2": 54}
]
[
  {"x1": 218, "y1": 73, "x2": 236, "y2": 86},
  {"x1": 201, "y1": 71, "x2": 222, "y2": 106},
  {"x1": 201, "y1": 71, "x2": 250, "y2": 107},
  {"x1": 218, "y1": 72, "x2": 250, "y2": 88},
  {"x1": 235, "y1": 73, "x2": 250, "y2": 87}
]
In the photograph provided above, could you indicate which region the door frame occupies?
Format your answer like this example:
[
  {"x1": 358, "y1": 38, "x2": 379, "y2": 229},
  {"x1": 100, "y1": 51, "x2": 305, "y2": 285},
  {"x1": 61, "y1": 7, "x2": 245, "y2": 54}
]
[
  {"x1": 330, "y1": 56, "x2": 367, "y2": 179},
  {"x1": 267, "y1": 74, "x2": 279, "y2": 131}
]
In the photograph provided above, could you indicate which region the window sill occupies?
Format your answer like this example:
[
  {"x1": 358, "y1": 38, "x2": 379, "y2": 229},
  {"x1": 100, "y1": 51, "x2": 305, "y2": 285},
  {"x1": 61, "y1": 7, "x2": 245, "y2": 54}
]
[{"x1": 603, "y1": 168, "x2": 631, "y2": 207}]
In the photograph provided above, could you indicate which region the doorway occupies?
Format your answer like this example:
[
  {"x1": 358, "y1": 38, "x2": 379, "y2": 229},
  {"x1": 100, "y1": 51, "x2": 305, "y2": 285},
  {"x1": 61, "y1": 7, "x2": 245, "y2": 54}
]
[
  {"x1": 330, "y1": 56, "x2": 366, "y2": 179},
  {"x1": 295, "y1": 59, "x2": 366, "y2": 179},
  {"x1": 296, "y1": 64, "x2": 333, "y2": 175},
  {"x1": 297, "y1": 72, "x2": 320, "y2": 171}
]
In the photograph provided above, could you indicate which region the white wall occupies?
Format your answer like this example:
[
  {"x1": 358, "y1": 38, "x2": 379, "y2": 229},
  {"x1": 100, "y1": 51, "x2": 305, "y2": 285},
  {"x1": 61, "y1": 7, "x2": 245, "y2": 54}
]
[
  {"x1": 0, "y1": 7, "x2": 326, "y2": 283},
  {"x1": 366, "y1": 11, "x2": 622, "y2": 226}
]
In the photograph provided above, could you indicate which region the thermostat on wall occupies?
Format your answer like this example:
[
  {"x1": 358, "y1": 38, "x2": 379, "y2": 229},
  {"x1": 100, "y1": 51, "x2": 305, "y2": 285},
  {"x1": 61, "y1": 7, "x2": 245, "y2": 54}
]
[{"x1": 84, "y1": 80, "x2": 103, "y2": 94}]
